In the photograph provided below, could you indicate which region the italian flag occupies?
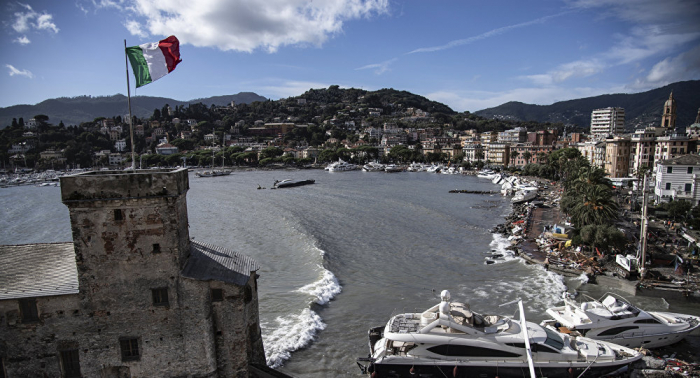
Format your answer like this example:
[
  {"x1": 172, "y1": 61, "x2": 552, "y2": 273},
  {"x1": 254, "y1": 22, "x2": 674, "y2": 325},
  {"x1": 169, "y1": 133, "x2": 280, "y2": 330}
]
[{"x1": 126, "y1": 35, "x2": 182, "y2": 88}]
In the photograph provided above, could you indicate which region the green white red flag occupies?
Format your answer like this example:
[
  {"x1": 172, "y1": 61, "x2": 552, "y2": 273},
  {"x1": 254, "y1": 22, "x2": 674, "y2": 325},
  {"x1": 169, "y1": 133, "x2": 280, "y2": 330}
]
[{"x1": 126, "y1": 35, "x2": 182, "y2": 88}]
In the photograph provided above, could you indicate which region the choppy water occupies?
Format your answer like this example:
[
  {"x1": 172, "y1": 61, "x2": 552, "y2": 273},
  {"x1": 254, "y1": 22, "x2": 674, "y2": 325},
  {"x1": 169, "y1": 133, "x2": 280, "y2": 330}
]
[{"x1": 1, "y1": 169, "x2": 696, "y2": 377}]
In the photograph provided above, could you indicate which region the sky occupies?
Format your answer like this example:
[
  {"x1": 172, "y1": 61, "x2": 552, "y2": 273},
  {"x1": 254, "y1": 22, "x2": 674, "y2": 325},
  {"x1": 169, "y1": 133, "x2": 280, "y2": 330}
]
[{"x1": 1, "y1": 0, "x2": 700, "y2": 113}]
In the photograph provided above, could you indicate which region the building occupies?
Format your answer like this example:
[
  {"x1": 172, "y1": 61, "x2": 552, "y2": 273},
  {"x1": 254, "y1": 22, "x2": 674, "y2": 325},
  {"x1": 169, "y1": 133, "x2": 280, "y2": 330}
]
[
  {"x1": 576, "y1": 141, "x2": 606, "y2": 168},
  {"x1": 462, "y1": 143, "x2": 484, "y2": 164},
  {"x1": 0, "y1": 169, "x2": 266, "y2": 377},
  {"x1": 661, "y1": 92, "x2": 677, "y2": 129},
  {"x1": 604, "y1": 136, "x2": 631, "y2": 178},
  {"x1": 590, "y1": 107, "x2": 625, "y2": 137},
  {"x1": 654, "y1": 155, "x2": 700, "y2": 205},
  {"x1": 497, "y1": 127, "x2": 527, "y2": 144},
  {"x1": 484, "y1": 142, "x2": 509, "y2": 166},
  {"x1": 629, "y1": 127, "x2": 664, "y2": 176},
  {"x1": 654, "y1": 134, "x2": 691, "y2": 166},
  {"x1": 155, "y1": 142, "x2": 178, "y2": 155}
]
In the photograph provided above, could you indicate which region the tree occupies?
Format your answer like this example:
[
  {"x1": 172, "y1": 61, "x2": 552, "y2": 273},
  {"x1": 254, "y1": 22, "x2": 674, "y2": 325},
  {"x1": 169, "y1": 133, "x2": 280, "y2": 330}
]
[
  {"x1": 579, "y1": 224, "x2": 627, "y2": 254},
  {"x1": 523, "y1": 151, "x2": 532, "y2": 165},
  {"x1": 510, "y1": 150, "x2": 520, "y2": 167},
  {"x1": 666, "y1": 200, "x2": 692, "y2": 221}
]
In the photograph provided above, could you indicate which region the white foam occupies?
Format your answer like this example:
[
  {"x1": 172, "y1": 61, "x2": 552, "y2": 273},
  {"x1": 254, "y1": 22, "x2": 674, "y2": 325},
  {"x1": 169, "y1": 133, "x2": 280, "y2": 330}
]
[
  {"x1": 296, "y1": 267, "x2": 342, "y2": 305},
  {"x1": 485, "y1": 233, "x2": 517, "y2": 264},
  {"x1": 576, "y1": 273, "x2": 589, "y2": 284},
  {"x1": 263, "y1": 308, "x2": 326, "y2": 369}
]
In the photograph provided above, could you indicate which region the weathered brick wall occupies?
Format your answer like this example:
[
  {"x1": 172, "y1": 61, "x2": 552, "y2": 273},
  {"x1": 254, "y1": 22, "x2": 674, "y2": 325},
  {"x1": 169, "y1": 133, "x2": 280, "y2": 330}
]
[{"x1": 1, "y1": 169, "x2": 265, "y2": 377}]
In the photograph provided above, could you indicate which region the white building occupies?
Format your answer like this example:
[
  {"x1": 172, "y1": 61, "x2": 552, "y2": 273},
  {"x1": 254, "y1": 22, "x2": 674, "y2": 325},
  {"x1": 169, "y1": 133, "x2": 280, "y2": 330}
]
[
  {"x1": 654, "y1": 154, "x2": 700, "y2": 205},
  {"x1": 590, "y1": 107, "x2": 625, "y2": 138},
  {"x1": 115, "y1": 139, "x2": 127, "y2": 152}
]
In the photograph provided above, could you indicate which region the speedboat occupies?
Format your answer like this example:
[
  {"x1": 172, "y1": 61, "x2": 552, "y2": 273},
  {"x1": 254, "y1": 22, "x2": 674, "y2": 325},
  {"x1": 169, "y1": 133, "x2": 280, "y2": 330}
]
[
  {"x1": 406, "y1": 162, "x2": 427, "y2": 172},
  {"x1": 272, "y1": 179, "x2": 315, "y2": 189},
  {"x1": 542, "y1": 292, "x2": 700, "y2": 349},
  {"x1": 357, "y1": 290, "x2": 641, "y2": 378}
]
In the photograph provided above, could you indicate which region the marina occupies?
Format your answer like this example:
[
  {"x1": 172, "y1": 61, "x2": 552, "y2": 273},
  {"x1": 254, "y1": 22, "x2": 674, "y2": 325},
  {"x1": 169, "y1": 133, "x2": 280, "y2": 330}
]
[{"x1": 1, "y1": 168, "x2": 699, "y2": 377}]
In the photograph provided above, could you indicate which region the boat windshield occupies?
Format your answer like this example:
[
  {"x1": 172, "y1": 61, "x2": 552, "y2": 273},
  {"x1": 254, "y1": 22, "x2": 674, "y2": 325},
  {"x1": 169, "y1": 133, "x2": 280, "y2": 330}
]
[{"x1": 543, "y1": 327, "x2": 565, "y2": 350}]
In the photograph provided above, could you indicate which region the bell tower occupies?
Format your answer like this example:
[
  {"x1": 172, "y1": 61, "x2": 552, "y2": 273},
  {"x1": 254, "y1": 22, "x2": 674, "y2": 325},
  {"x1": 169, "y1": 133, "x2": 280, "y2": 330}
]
[{"x1": 661, "y1": 91, "x2": 677, "y2": 129}]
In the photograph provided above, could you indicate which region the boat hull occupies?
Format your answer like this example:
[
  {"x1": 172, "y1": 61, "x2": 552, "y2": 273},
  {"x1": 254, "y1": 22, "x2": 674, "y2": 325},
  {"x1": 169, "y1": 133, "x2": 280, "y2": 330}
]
[{"x1": 365, "y1": 359, "x2": 634, "y2": 378}]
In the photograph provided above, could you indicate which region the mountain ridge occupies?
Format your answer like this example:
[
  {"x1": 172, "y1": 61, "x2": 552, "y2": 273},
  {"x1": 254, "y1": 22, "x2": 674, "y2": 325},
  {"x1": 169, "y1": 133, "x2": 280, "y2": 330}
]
[{"x1": 474, "y1": 80, "x2": 700, "y2": 131}]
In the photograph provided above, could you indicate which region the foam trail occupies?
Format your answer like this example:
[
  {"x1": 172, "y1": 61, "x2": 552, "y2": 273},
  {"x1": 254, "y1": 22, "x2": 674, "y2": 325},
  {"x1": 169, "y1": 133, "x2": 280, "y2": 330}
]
[
  {"x1": 577, "y1": 272, "x2": 589, "y2": 284},
  {"x1": 263, "y1": 309, "x2": 326, "y2": 369},
  {"x1": 297, "y1": 267, "x2": 342, "y2": 305},
  {"x1": 484, "y1": 233, "x2": 517, "y2": 264}
]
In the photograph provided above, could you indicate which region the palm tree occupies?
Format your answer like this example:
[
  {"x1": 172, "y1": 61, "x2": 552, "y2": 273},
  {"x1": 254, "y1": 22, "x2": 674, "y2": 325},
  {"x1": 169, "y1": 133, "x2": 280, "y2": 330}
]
[
  {"x1": 567, "y1": 183, "x2": 620, "y2": 226},
  {"x1": 523, "y1": 151, "x2": 532, "y2": 165},
  {"x1": 510, "y1": 150, "x2": 520, "y2": 167}
]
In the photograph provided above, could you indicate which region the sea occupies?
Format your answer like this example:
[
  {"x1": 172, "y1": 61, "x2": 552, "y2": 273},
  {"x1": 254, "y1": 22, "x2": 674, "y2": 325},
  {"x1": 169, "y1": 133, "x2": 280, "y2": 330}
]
[{"x1": 1, "y1": 169, "x2": 698, "y2": 377}]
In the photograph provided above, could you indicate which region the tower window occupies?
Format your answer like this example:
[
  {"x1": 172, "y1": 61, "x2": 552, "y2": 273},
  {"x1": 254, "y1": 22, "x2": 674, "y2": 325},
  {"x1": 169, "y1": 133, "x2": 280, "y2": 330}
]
[
  {"x1": 114, "y1": 209, "x2": 123, "y2": 221},
  {"x1": 151, "y1": 288, "x2": 169, "y2": 307},
  {"x1": 211, "y1": 288, "x2": 224, "y2": 302},
  {"x1": 59, "y1": 349, "x2": 81, "y2": 378},
  {"x1": 152, "y1": 243, "x2": 161, "y2": 254},
  {"x1": 19, "y1": 298, "x2": 39, "y2": 323},
  {"x1": 119, "y1": 337, "x2": 140, "y2": 362}
]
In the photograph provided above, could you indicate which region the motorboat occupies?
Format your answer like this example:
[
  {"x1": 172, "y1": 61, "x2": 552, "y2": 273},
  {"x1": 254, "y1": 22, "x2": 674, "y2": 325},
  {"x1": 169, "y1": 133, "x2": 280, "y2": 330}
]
[
  {"x1": 512, "y1": 188, "x2": 538, "y2": 203},
  {"x1": 195, "y1": 169, "x2": 231, "y2": 177},
  {"x1": 362, "y1": 162, "x2": 385, "y2": 172},
  {"x1": 477, "y1": 169, "x2": 496, "y2": 179},
  {"x1": 384, "y1": 164, "x2": 404, "y2": 173},
  {"x1": 326, "y1": 159, "x2": 358, "y2": 172},
  {"x1": 271, "y1": 179, "x2": 315, "y2": 189},
  {"x1": 406, "y1": 162, "x2": 427, "y2": 172},
  {"x1": 426, "y1": 164, "x2": 444, "y2": 173},
  {"x1": 542, "y1": 292, "x2": 700, "y2": 349},
  {"x1": 357, "y1": 290, "x2": 641, "y2": 378}
]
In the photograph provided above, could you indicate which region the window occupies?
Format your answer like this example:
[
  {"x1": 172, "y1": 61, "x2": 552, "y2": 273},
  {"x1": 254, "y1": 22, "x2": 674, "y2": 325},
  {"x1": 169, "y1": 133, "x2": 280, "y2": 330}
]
[
  {"x1": 211, "y1": 288, "x2": 224, "y2": 302},
  {"x1": 151, "y1": 288, "x2": 169, "y2": 307},
  {"x1": 543, "y1": 327, "x2": 565, "y2": 350},
  {"x1": 634, "y1": 318, "x2": 661, "y2": 324},
  {"x1": 119, "y1": 337, "x2": 140, "y2": 362},
  {"x1": 152, "y1": 243, "x2": 161, "y2": 254},
  {"x1": 666, "y1": 183, "x2": 672, "y2": 190},
  {"x1": 686, "y1": 184, "x2": 692, "y2": 192},
  {"x1": 19, "y1": 298, "x2": 39, "y2": 323},
  {"x1": 427, "y1": 344, "x2": 521, "y2": 358},
  {"x1": 688, "y1": 167, "x2": 693, "y2": 174},
  {"x1": 598, "y1": 326, "x2": 639, "y2": 336},
  {"x1": 667, "y1": 167, "x2": 673, "y2": 174},
  {"x1": 114, "y1": 209, "x2": 123, "y2": 221},
  {"x1": 60, "y1": 349, "x2": 81, "y2": 378}
]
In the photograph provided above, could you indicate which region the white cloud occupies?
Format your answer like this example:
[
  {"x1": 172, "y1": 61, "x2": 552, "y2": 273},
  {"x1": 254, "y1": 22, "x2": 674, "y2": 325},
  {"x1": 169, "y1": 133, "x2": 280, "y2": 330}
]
[
  {"x1": 6, "y1": 64, "x2": 34, "y2": 79},
  {"x1": 11, "y1": 3, "x2": 59, "y2": 34},
  {"x1": 14, "y1": 36, "x2": 31, "y2": 45},
  {"x1": 629, "y1": 44, "x2": 700, "y2": 90},
  {"x1": 356, "y1": 58, "x2": 397, "y2": 75},
  {"x1": 124, "y1": 20, "x2": 148, "y2": 38},
  {"x1": 126, "y1": 0, "x2": 389, "y2": 52}
]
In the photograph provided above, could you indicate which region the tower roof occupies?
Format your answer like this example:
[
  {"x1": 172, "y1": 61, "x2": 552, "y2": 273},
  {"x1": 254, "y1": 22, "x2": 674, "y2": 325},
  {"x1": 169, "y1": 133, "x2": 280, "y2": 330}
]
[
  {"x1": 181, "y1": 240, "x2": 261, "y2": 286},
  {"x1": 0, "y1": 243, "x2": 78, "y2": 300}
]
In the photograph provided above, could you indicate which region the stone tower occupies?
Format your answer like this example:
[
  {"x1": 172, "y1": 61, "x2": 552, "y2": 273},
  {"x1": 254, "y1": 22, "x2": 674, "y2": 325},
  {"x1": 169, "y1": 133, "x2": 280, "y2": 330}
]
[
  {"x1": 661, "y1": 91, "x2": 677, "y2": 129},
  {"x1": 57, "y1": 168, "x2": 265, "y2": 377}
]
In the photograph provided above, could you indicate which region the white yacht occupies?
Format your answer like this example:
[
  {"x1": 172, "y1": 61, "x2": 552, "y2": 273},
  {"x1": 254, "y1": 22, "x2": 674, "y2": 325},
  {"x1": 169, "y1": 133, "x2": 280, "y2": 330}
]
[
  {"x1": 477, "y1": 169, "x2": 496, "y2": 179},
  {"x1": 358, "y1": 290, "x2": 641, "y2": 378},
  {"x1": 426, "y1": 164, "x2": 444, "y2": 173},
  {"x1": 384, "y1": 164, "x2": 404, "y2": 173},
  {"x1": 406, "y1": 162, "x2": 427, "y2": 172},
  {"x1": 542, "y1": 292, "x2": 700, "y2": 349},
  {"x1": 512, "y1": 188, "x2": 538, "y2": 203},
  {"x1": 325, "y1": 159, "x2": 358, "y2": 172},
  {"x1": 362, "y1": 162, "x2": 385, "y2": 172}
]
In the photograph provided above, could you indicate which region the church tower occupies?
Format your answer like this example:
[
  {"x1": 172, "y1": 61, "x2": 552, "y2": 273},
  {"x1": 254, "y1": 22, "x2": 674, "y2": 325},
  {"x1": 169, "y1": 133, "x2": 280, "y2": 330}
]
[{"x1": 661, "y1": 91, "x2": 677, "y2": 129}]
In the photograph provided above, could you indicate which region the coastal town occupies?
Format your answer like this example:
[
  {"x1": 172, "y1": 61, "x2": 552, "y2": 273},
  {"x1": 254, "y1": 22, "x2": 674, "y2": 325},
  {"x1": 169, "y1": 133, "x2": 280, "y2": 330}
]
[{"x1": 2, "y1": 88, "x2": 700, "y2": 377}]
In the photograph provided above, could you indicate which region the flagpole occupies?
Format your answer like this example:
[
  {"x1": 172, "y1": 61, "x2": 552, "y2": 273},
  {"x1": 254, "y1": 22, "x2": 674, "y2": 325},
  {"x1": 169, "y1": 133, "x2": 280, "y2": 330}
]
[{"x1": 124, "y1": 39, "x2": 136, "y2": 170}]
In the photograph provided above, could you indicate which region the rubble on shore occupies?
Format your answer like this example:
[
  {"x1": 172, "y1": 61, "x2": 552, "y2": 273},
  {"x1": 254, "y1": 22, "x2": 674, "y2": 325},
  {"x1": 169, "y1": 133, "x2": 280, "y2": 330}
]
[{"x1": 489, "y1": 176, "x2": 700, "y2": 376}]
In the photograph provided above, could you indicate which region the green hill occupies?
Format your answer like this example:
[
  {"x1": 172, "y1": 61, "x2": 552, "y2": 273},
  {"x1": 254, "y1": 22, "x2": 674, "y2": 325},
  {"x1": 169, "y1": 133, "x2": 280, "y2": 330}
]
[
  {"x1": 474, "y1": 80, "x2": 700, "y2": 131},
  {"x1": 0, "y1": 92, "x2": 267, "y2": 128}
]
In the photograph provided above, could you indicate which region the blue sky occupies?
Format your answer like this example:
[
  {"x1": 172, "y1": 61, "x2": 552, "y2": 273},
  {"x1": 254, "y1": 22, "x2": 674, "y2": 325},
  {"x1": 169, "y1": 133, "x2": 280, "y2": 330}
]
[{"x1": 2, "y1": 0, "x2": 699, "y2": 113}]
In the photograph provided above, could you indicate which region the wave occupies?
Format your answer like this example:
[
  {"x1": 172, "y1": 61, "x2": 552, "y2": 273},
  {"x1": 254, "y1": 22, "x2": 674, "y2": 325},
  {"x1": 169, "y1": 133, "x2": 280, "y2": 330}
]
[
  {"x1": 263, "y1": 244, "x2": 342, "y2": 368},
  {"x1": 297, "y1": 267, "x2": 342, "y2": 305},
  {"x1": 483, "y1": 233, "x2": 517, "y2": 264},
  {"x1": 263, "y1": 309, "x2": 326, "y2": 369}
]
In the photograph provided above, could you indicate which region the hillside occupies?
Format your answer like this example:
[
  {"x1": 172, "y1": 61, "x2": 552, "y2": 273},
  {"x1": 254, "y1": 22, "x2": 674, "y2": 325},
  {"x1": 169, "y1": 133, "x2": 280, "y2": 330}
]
[
  {"x1": 474, "y1": 80, "x2": 700, "y2": 131},
  {"x1": 0, "y1": 92, "x2": 267, "y2": 127}
]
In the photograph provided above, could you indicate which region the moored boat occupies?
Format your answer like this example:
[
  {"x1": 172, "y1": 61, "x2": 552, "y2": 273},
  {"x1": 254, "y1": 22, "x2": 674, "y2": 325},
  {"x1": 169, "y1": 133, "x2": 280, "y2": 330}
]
[
  {"x1": 272, "y1": 179, "x2": 315, "y2": 189},
  {"x1": 542, "y1": 292, "x2": 700, "y2": 349},
  {"x1": 358, "y1": 290, "x2": 641, "y2": 378}
]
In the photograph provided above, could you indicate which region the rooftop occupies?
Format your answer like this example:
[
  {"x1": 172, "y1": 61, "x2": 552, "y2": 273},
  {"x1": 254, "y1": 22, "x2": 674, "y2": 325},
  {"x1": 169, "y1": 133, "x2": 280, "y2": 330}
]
[{"x1": 0, "y1": 243, "x2": 78, "y2": 300}]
